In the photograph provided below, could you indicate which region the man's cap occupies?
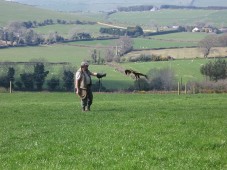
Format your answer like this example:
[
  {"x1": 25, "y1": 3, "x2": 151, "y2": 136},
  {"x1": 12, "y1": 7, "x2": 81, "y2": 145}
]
[{"x1": 81, "y1": 61, "x2": 89, "y2": 67}]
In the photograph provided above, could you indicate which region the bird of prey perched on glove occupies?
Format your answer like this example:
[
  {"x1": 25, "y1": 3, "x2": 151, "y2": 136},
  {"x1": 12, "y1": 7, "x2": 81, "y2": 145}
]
[{"x1": 125, "y1": 69, "x2": 147, "y2": 80}]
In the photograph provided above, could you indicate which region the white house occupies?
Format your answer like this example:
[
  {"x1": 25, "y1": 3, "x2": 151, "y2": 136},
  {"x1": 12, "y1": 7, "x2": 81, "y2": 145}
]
[{"x1": 192, "y1": 27, "x2": 200, "y2": 32}]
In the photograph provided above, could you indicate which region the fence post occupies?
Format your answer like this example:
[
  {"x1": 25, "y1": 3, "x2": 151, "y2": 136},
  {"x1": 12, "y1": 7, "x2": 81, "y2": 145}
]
[
  {"x1": 10, "y1": 81, "x2": 12, "y2": 94},
  {"x1": 185, "y1": 83, "x2": 187, "y2": 94},
  {"x1": 178, "y1": 82, "x2": 180, "y2": 95},
  {"x1": 193, "y1": 85, "x2": 195, "y2": 94}
]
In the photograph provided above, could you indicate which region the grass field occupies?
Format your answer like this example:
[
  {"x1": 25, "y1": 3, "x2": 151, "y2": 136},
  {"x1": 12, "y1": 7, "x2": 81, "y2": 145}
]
[
  {"x1": 4, "y1": 0, "x2": 227, "y2": 12},
  {"x1": 1, "y1": 44, "x2": 225, "y2": 88},
  {"x1": 0, "y1": 38, "x2": 199, "y2": 64},
  {"x1": 0, "y1": 0, "x2": 103, "y2": 26},
  {"x1": 151, "y1": 32, "x2": 208, "y2": 42},
  {"x1": 126, "y1": 47, "x2": 227, "y2": 59},
  {"x1": 34, "y1": 24, "x2": 104, "y2": 38},
  {"x1": 108, "y1": 10, "x2": 227, "y2": 27},
  {"x1": 122, "y1": 59, "x2": 208, "y2": 82},
  {"x1": 0, "y1": 44, "x2": 87, "y2": 64},
  {"x1": 133, "y1": 38, "x2": 198, "y2": 49},
  {"x1": 1, "y1": 0, "x2": 227, "y2": 90},
  {"x1": 1, "y1": 92, "x2": 227, "y2": 169}
]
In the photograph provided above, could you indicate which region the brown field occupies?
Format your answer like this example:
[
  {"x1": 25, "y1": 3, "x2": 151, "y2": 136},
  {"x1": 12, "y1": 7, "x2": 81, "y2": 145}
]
[{"x1": 126, "y1": 47, "x2": 227, "y2": 59}]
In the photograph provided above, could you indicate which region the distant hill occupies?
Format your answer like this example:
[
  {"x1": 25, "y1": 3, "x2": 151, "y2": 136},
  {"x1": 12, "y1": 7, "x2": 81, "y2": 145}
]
[
  {"x1": 0, "y1": 0, "x2": 101, "y2": 26},
  {"x1": 6, "y1": 0, "x2": 227, "y2": 12}
]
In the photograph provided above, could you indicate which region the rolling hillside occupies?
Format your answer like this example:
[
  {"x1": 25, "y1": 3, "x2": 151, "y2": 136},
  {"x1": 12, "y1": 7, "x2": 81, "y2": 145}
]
[
  {"x1": 0, "y1": 0, "x2": 103, "y2": 26},
  {"x1": 5, "y1": 0, "x2": 227, "y2": 12},
  {"x1": 1, "y1": 0, "x2": 227, "y2": 91}
]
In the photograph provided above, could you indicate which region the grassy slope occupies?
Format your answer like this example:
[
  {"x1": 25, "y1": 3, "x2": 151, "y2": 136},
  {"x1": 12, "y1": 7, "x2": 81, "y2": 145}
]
[
  {"x1": 122, "y1": 59, "x2": 211, "y2": 82},
  {"x1": 194, "y1": 0, "x2": 227, "y2": 6},
  {"x1": 151, "y1": 32, "x2": 208, "y2": 41},
  {"x1": 126, "y1": 47, "x2": 227, "y2": 59},
  {"x1": 0, "y1": 37, "x2": 201, "y2": 64},
  {"x1": 0, "y1": 44, "x2": 134, "y2": 89},
  {"x1": 4, "y1": 0, "x2": 227, "y2": 12},
  {"x1": 133, "y1": 38, "x2": 198, "y2": 49},
  {"x1": 0, "y1": 44, "x2": 87, "y2": 63},
  {"x1": 1, "y1": 0, "x2": 226, "y2": 90},
  {"x1": 1, "y1": 43, "x2": 226, "y2": 88},
  {"x1": 1, "y1": 92, "x2": 227, "y2": 169},
  {"x1": 108, "y1": 10, "x2": 227, "y2": 27},
  {"x1": 34, "y1": 24, "x2": 103, "y2": 38},
  {"x1": 0, "y1": 0, "x2": 103, "y2": 26}
]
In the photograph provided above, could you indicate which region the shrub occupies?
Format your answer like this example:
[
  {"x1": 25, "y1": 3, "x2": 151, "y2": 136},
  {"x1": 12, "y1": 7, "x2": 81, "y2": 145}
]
[
  {"x1": 133, "y1": 78, "x2": 150, "y2": 91},
  {"x1": 188, "y1": 80, "x2": 227, "y2": 93},
  {"x1": 147, "y1": 68, "x2": 177, "y2": 91},
  {"x1": 200, "y1": 58, "x2": 227, "y2": 81},
  {"x1": 126, "y1": 54, "x2": 172, "y2": 62},
  {"x1": 20, "y1": 73, "x2": 34, "y2": 90},
  {"x1": 62, "y1": 70, "x2": 74, "y2": 91},
  {"x1": 47, "y1": 77, "x2": 60, "y2": 91},
  {"x1": 127, "y1": 54, "x2": 152, "y2": 62}
]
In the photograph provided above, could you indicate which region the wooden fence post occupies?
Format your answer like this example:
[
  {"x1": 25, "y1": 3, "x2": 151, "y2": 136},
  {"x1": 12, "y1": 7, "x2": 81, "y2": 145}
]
[
  {"x1": 178, "y1": 82, "x2": 180, "y2": 95},
  {"x1": 185, "y1": 83, "x2": 187, "y2": 94},
  {"x1": 10, "y1": 81, "x2": 12, "y2": 94}
]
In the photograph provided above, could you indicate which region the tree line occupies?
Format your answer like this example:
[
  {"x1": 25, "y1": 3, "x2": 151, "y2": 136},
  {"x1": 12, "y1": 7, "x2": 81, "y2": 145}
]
[
  {"x1": 100, "y1": 26, "x2": 144, "y2": 37},
  {"x1": 117, "y1": 5, "x2": 154, "y2": 12},
  {"x1": 15, "y1": 19, "x2": 96, "y2": 29},
  {"x1": 160, "y1": 5, "x2": 227, "y2": 10},
  {"x1": 0, "y1": 63, "x2": 75, "y2": 91},
  {"x1": 0, "y1": 19, "x2": 96, "y2": 47}
]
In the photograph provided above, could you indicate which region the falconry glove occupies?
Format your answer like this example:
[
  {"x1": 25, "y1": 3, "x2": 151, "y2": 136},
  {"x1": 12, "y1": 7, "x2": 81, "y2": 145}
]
[{"x1": 96, "y1": 73, "x2": 106, "y2": 79}]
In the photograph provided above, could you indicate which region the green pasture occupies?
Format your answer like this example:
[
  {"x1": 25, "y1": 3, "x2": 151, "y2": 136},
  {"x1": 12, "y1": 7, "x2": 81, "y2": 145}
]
[
  {"x1": 67, "y1": 40, "x2": 116, "y2": 47},
  {"x1": 108, "y1": 10, "x2": 227, "y2": 27},
  {"x1": 122, "y1": 59, "x2": 213, "y2": 82},
  {"x1": 194, "y1": 0, "x2": 227, "y2": 7},
  {"x1": 34, "y1": 24, "x2": 104, "y2": 38},
  {"x1": 0, "y1": 38, "x2": 199, "y2": 64},
  {"x1": 87, "y1": 65, "x2": 133, "y2": 90},
  {"x1": 0, "y1": 0, "x2": 103, "y2": 26},
  {"x1": 0, "y1": 44, "x2": 88, "y2": 64},
  {"x1": 126, "y1": 47, "x2": 227, "y2": 60},
  {"x1": 1, "y1": 92, "x2": 227, "y2": 169},
  {"x1": 0, "y1": 44, "x2": 212, "y2": 88},
  {"x1": 151, "y1": 32, "x2": 208, "y2": 42},
  {"x1": 2, "y1": 0, "x2": 227, "y2": 12},
  {"x1": 66, "y1": 38, "x2": 197, "y2": 49},
  {"x1": 133, "y1": 38, "x2": 198, "y2": 49}
]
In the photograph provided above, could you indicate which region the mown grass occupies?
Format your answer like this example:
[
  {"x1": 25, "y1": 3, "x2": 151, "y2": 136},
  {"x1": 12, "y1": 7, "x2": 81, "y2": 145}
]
[{"x1": 0, "y1": 92, "x2": 227, "y2": 169}]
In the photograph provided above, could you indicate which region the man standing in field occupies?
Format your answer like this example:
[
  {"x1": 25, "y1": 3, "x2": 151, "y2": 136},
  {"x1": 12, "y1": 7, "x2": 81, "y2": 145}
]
[{"x1": 75, "y1": 61, "x2": 106, "y2": 112}]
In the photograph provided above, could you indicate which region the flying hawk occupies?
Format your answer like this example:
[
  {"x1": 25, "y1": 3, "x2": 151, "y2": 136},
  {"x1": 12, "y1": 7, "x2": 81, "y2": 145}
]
[{"x1": 125, "y1": 69, "x2": 148, "y2": 80}]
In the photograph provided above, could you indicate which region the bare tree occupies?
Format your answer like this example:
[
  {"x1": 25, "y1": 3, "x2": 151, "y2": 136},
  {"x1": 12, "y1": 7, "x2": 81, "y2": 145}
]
[
  {"x1": 198, "y1": 35, "x2": 218, "y2": 58},
  {"x1": 104, "y1": 47, "x2": 115, "y2": 62},
  {"x1": 149, "y1": 20, "x2": 159, "y2": 32},
  {"x1": 90, "y1": 49, "x2": 97, "y2": 63},
  {"x1": 116, "y1": 36, "x2": 133, "y2": 56}
]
